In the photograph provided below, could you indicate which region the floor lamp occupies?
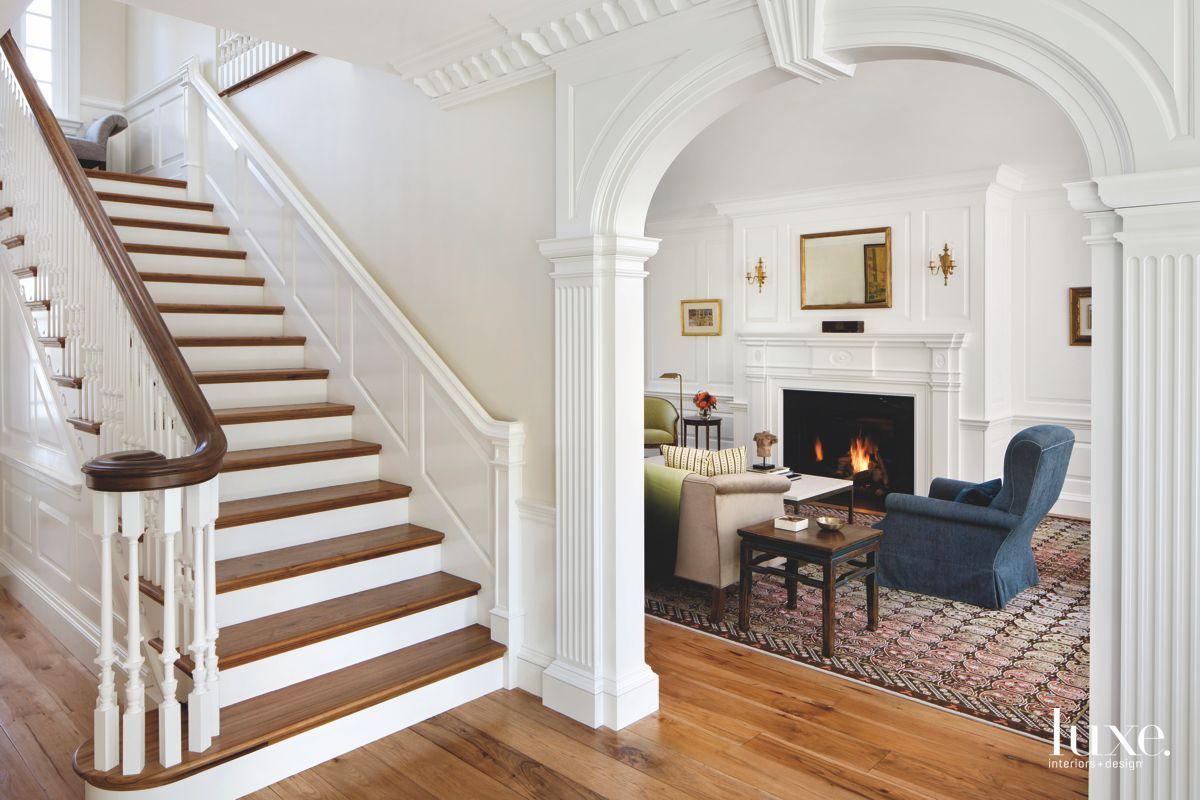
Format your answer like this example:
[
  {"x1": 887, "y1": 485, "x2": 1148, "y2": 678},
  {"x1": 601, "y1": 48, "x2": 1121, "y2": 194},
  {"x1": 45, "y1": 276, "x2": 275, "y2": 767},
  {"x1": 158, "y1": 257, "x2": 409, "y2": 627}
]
[{"x1": 659, "y1": 372, "x2": 684, "y2": 445}]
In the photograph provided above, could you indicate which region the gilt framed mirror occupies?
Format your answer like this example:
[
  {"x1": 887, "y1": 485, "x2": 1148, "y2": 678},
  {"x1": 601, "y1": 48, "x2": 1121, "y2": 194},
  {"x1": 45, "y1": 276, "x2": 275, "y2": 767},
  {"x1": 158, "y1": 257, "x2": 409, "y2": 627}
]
[{"x1": 800, "y1": 226, "x2": 892, "y2": 309}]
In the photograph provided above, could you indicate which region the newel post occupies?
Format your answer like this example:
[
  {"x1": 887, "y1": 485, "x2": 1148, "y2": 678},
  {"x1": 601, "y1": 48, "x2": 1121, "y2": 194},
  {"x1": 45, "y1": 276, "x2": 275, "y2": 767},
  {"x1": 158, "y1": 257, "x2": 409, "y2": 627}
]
[
  {"x1": 488, "y1": 429, "x2": 526, "y2": 689},
  {"x1": 181, "y1": 58, "x2": 205, "y2": 202},
  {"x1": 538, "y1": 234, "x2": 660, "y2": 729}
]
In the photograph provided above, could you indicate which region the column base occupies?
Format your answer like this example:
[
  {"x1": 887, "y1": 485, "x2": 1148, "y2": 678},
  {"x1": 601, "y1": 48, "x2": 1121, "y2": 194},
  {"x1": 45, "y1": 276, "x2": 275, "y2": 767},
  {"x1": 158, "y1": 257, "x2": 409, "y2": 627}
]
[{"x1": 541, "y1": 660, "x2": 659, "y2": 730}]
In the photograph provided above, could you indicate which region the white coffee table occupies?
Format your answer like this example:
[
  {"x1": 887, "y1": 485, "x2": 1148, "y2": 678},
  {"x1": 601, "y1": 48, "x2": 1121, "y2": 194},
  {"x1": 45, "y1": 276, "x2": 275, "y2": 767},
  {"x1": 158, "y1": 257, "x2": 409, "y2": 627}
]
[{"x1": 783, "y1": 473, "x2": 855, "y2": 522}]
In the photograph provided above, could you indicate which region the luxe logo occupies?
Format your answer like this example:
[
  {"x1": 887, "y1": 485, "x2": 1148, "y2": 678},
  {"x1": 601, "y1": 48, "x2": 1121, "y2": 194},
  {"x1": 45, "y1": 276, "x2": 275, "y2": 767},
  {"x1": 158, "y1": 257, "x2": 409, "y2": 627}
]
[{"x1": 1052, "y1": 708, "x2": 1170, "y2": 765}]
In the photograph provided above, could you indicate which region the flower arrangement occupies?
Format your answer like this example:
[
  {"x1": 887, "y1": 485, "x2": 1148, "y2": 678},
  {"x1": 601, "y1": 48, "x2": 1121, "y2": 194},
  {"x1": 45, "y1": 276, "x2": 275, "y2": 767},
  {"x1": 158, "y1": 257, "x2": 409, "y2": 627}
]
[{"x1": 693, "y1": 390, "x2": 718, "y2": 419}]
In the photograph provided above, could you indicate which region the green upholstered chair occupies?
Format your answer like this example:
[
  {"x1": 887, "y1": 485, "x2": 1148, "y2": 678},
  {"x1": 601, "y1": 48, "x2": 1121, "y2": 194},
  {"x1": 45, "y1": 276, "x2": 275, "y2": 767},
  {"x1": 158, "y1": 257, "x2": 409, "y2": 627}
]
[{"x1": 644, "y1": 396, "x2": 679, "y2": 448}]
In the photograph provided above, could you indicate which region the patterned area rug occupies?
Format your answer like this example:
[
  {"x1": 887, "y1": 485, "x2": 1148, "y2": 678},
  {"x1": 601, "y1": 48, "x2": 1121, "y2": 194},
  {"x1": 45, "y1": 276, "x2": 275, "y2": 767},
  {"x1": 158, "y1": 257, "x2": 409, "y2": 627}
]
[{"x1": 644, "y1": 503, "x2": 1090, "y2": 746}]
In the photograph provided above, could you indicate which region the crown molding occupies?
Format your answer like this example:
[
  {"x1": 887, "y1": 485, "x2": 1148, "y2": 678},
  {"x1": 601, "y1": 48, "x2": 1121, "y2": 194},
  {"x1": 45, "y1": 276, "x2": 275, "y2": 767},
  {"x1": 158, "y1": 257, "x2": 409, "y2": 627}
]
[
  {"x1": 713, "y1": 166, "x2": 1026, "y2": 218},
  {"x1": 397, "y1": 0, "x2": 716, "y2": 109}
]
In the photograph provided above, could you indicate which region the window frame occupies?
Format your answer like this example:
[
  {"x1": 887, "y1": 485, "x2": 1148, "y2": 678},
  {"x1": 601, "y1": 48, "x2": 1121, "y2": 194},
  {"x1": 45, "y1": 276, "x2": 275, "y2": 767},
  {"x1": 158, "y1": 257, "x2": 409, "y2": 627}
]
[{"x1": 12, "y1": 0, "x2": 81, "y2": 121}]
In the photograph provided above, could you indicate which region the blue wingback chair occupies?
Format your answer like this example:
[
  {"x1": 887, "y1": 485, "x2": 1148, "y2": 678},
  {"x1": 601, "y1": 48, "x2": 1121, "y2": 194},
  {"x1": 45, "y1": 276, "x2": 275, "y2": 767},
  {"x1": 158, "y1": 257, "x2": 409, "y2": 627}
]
[{"x1": 877, "y1": 425, "x2": 1074, "y2": 608}]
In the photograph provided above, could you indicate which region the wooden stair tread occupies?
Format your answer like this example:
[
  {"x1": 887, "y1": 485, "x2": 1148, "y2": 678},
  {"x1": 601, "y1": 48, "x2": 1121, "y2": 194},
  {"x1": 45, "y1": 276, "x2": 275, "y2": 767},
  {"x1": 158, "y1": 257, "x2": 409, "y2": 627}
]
[
  {"x1": 0, "y1": 206, "x2": 11, "y2": 220},
  {"x1": 12, "y1": 265, "x2": 35, "y2": 278},
  {"x1": 215, "y1": 524, "x2": 445, "y2": 593},
  {"x1": 140, "y1": 272, "x2": 265, "y2": 286},
  {"x1": 24, "y1": 299, "x2": 49, "y2": 309},
  {"x1": 214, "y1": 402, "x2": 352, "y2": 425},
  {"x1": 220, "y1": 439, "x2": 382, "y2": 472},
  {"x1": 4, "y1": 234, "x2": 24, "y2": 248},
  {"x1": 177, "y1": 336, "x2": 306, "y2": 347},
  {"x1": 67, "y1": 417, "x2": 100, "y2": 434},
  {"x1": 194, "y1": 368, "x2": 328, "y2": 385},
  {"x1": 84, "y1": 169, "x2": 187, "y2": 188},
  {"x1": 51, "y1": 375, "x2": 82, "y2": 389},
  {"x1": 126, "y1": 243, "x2": 246, "y2": 260},
  {"x1": 109, "y1": 216, "x2": 230, "y2": 234},
  {"x1": 74, "y1": 625, "x2": 503, "y2": 789},
  {"x1": 155, "y1": 572, "x2": 480, "y2": 672},
  {"x1": 96, "y1": 191, "x2": 213, "y2": 211},
  {"x1": 38, "y1": 336, "x2": 64, "y2": 347},
  {"x1": 157, "y1": 303, "x2": 284, "y2": 315},
  {"x1": 217, "y1": 480, "x2": 410, "y2": 528}
]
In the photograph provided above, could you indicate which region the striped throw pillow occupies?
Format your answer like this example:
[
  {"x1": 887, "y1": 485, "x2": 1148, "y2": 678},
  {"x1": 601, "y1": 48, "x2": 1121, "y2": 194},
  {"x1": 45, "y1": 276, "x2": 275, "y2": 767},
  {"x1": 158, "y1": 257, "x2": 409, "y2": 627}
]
[
  {"x1": 660, "y1": 445, "x2": 713, "y2": 476},
  {"x1": 709, "y1": 446, "x2": 747, "y2": 476}
]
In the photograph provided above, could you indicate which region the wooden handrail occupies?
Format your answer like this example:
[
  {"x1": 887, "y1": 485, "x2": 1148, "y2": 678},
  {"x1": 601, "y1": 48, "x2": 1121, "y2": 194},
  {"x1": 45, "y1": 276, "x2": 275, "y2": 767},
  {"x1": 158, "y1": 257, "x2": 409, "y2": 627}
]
[
  {"x1": 218, "y1": 51, "x2": 315, "y2": 98},
  {"x1": 0, "y1": 32, "x2": 226, "y2": 491}
]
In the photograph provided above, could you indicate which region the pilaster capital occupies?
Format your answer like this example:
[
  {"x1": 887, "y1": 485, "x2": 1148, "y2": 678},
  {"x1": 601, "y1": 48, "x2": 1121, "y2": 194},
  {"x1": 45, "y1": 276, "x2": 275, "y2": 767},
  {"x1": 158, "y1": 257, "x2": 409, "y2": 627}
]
[{"x1": 539, "y1": 235, "x2": 660, "y2": 278}]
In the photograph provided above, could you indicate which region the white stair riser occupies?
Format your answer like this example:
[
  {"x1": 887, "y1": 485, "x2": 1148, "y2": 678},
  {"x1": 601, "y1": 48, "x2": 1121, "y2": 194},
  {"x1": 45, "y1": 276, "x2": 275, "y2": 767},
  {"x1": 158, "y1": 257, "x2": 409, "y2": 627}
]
[
  {"x1": 219, "y1": 454, "x2": 380, "y2": 502},
  {"x1": 100, "y1": 200, "x2": 212, "y2": 225},
  {"x1": 128, "y1": 252, "x2": 246, "y2": 277},
  {"x1": 223, "y1": 414, "x2": 352, "y2": 451},
  {"x1": 30, "y1": 308, "x2": 47, "y2": 337},
  {"x1": 215, "y1": 544, "x2": 442, "y2": 626},
  {"x1": 216, "y1": 498, "x2": 409, "y2": 559},
  {"x1": 217, "y1": 596, "x2": 478, "y2": 707},
  {"x1": 44, "y1": 345, "x2": 63, "y2": 376},
  {"x1": 55, "y1": 385, "x2": 80, "y2": 418},
  {"x1": 144, "y1": 281, "x2": 263, "y2": 305},
  {"x1": 15, "y1": 274, "x2": 37, "y2": 301},
  {"x1": 81, "y1": 660, "x2": 504, "y2": 800},
  {"x1": 114, "y1": 226, "x2": 228, "y2": 249},
  {"x1": 182, "y1": 344, "x2": 305, "y2": 371},
  {"x1": 201, "y1": 379, "x2": 327, "y2": 409},
  {"x1": 5, "y1": 242, "x2": 28, "y2": 267},
  {"x1": 88, "y1": 177, "x2": 187, "y2": 201},
  {"x1": 162, "y1": 312, "x2": 283, "y2": 337}
]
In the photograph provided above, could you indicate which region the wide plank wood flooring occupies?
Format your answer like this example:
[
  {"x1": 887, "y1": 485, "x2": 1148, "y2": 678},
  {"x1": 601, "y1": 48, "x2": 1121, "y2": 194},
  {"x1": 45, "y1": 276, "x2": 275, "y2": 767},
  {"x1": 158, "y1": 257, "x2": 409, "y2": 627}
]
[{"x1": 0, "y1": 588, "x2": 1085, "y2": 799}]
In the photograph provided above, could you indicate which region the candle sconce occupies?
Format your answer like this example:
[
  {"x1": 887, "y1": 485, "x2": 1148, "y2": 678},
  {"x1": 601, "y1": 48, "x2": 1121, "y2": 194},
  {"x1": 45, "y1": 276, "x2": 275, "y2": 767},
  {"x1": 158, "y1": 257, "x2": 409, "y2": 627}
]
[
  {"x1": 929, "y1": 244, "x2": 956, "y2": 286},
  {"x1": 745, "y1": 257, "x2": 767, "y2": 293}
]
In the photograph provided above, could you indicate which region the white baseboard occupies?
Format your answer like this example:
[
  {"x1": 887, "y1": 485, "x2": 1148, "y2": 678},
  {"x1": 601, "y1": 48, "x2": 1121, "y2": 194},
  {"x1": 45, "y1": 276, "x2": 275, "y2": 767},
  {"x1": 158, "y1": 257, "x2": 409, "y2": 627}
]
[{"x1": 0, "y1": 548, "x2": 99, "y2": 671}]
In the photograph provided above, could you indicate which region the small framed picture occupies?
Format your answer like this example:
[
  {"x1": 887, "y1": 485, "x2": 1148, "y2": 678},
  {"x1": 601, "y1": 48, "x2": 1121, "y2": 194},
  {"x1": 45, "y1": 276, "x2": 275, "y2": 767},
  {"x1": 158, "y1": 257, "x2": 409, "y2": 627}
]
[
  {"x1": 1069, "y1": 287, "x2": 1092, "y2": 346},
  {"x1": 680, "y1": 299, "x2": 722, "y2": 336}
]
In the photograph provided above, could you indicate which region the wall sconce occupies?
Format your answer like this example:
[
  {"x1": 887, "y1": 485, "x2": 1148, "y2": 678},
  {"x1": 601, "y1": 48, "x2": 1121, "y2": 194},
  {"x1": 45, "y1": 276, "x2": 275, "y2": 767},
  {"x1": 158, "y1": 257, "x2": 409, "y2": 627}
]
[
  {"x1": 928, "y1": 244, "x2": 956, "y2": 286},
  {"x1": 745, "y1": 257, "x2": 767, "y2": 293}
]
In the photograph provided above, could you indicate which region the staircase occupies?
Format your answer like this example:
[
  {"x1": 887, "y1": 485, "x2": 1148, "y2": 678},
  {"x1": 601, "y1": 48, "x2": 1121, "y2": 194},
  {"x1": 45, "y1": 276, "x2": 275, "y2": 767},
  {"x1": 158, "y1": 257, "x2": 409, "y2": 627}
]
[{"x1": 6, "y1": 166, "x2": 508, "y2": 796}]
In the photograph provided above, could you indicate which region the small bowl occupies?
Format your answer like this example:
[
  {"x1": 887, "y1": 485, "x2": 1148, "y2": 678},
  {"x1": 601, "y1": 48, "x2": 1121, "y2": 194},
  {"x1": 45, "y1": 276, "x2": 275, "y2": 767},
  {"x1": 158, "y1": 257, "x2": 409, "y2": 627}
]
[{"x1": 815, "y1": 516, "x2": 844, "y2": 532}]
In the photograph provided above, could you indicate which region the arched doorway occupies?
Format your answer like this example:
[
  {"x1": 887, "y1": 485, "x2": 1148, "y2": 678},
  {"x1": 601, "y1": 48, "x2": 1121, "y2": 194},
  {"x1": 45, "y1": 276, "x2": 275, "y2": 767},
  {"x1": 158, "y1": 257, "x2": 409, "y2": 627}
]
[{"x1": 539, "y1": 4, "x2": 1166, "y2": 793}]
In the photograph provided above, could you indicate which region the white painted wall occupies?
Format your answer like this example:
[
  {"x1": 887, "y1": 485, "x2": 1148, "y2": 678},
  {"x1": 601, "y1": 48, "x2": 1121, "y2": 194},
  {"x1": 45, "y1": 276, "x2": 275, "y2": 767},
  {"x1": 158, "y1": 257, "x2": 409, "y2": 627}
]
[
  {"x1": 124, "y1": 4, "x2": 215, "y2": 98},
  {"x1": 120, "y1": 14, "x2": 557, "y2": 507},
  {"x1": 80, "y1": 0, "x2": 125, "y2": 103},
  {"x1": 645, "y1": 61, "x2": 1092, "y2": 515}
]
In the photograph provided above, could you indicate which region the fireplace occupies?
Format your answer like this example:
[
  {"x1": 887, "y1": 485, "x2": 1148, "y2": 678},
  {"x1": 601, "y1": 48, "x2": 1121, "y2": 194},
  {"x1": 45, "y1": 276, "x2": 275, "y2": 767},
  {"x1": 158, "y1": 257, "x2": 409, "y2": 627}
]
[{"x1": 783, "y1": 389, "x2": 915, "y2": 512}]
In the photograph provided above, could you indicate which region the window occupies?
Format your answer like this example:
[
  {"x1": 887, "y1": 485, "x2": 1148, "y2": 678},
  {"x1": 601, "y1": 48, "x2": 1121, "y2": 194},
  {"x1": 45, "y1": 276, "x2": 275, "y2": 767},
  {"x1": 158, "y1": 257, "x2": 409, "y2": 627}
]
[{"x1": 14, "y1": 0, "x2": 78, "y2": 119}]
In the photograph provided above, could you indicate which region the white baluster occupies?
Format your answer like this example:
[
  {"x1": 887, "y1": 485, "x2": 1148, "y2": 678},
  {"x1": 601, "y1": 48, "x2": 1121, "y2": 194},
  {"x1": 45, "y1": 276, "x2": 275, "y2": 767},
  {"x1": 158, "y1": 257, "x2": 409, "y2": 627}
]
[
  {"x1": 157, "y1": 487, "x2": 182, "y2": 767},
  {"x1": 185, "y1": 481, "x2": 212, "y2": 752},
  {"x1": 201, "y1": 478, "x2": 220, "y2": 734},
  {"x1": 120, "y1": 492, "x2": 146, "y2": 775},
  {"x1": 92, "y1": 491, "x2": 119, "y2": 771}
]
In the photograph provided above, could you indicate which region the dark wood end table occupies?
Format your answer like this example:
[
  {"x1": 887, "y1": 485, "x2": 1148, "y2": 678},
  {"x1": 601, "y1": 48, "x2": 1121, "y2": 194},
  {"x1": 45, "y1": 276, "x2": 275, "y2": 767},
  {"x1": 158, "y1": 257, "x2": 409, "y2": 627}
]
[
  {"x1": 682, "y1": 416, "x2": 722, "y2": 450},
  {"x1": 736, "y1": 518, "x2": 881, "y2": 657}
]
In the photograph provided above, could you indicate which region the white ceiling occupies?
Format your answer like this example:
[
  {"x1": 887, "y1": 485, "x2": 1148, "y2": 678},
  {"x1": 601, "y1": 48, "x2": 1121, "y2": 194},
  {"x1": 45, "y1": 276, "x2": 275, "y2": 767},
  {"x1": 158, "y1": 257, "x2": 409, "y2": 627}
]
[
  {"x1": 113, "y1": 0, "x2": 562, "y2": 71},
  {"x1": 648, "y1": 59, "x2": 1092, "y2": 220}
]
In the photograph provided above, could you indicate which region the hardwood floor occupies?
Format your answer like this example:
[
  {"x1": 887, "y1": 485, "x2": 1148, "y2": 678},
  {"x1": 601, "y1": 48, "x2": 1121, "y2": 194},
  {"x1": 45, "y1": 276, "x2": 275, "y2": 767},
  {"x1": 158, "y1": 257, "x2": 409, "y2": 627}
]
[{"x1": 0, "y1": 588, "x2": 1086, "y2": 799}]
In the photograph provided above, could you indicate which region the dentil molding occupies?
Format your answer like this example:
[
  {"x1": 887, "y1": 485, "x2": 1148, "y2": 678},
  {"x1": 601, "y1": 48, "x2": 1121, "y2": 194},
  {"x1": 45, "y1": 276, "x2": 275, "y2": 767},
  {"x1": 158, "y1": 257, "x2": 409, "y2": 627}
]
[{"x1": 398, "y1": 0, "x2": 717, "y2": 109}]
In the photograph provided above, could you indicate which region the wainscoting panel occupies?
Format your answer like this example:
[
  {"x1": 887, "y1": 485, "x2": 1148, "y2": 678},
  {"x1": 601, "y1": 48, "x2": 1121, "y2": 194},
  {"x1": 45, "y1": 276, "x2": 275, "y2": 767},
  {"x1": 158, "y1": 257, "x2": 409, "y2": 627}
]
[{"x1": 350, "y1": 295, "x2": 410, "y2": 450}]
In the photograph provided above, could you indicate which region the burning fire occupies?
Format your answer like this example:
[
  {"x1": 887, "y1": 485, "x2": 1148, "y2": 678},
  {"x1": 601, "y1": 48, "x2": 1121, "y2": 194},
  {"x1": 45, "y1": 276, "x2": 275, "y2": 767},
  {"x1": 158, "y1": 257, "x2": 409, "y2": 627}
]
[
  {"x1": 848, "y1": 436, "x2": 875, "y2": 474},
  {"x1": 813, "y1": 436, "x2": 824, "y2": 462}
]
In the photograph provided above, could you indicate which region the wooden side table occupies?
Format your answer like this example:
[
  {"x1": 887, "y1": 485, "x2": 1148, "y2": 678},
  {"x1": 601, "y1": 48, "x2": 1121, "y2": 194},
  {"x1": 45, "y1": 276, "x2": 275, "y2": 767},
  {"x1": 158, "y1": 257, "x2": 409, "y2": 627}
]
[
  {"x1": 682, "y1": 416, "x2": 722, "y2": 450},
  {"x1": 736, "y1": 518, "x2": 881, "y2": 657}
]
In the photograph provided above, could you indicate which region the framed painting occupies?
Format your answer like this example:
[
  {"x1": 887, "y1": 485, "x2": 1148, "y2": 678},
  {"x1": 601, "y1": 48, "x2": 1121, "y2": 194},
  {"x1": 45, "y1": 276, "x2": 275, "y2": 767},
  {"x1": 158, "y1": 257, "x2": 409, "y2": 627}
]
[
  {"x1": 1069, "y1": 286, "x2": 1092, "y2": 346},
  {"x1": 681, "y1": 299, "x2": 722, "y2": 336}
]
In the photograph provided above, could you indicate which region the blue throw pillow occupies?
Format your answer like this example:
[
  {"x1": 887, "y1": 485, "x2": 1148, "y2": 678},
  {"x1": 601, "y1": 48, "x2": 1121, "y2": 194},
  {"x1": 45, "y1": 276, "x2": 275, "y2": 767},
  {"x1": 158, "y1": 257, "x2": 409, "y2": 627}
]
[{"x1": 954, "y1": 478, "x2": 1002, "y2": 507}]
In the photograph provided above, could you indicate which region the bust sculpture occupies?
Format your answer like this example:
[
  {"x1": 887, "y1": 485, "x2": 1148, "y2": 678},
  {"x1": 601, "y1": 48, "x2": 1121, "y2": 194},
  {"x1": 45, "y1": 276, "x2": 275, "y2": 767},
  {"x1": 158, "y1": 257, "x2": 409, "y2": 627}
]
[{"x1": 752, "y1": 430, "x2": 778, "y2": 470}]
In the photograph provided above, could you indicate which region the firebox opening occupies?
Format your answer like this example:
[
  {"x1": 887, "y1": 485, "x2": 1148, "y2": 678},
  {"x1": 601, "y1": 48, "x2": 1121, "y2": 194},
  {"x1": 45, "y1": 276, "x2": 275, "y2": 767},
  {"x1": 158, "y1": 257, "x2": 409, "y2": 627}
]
[{"x1": 783, "y1": 390, "x2": 916, "y2": 513}]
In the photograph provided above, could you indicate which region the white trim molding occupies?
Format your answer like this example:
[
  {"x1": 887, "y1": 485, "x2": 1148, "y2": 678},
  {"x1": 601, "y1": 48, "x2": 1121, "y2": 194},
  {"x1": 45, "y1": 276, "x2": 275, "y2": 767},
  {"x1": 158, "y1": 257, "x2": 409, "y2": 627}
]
[{"x1": 756, "y1": 0, "x2": 854, "y2": 82}]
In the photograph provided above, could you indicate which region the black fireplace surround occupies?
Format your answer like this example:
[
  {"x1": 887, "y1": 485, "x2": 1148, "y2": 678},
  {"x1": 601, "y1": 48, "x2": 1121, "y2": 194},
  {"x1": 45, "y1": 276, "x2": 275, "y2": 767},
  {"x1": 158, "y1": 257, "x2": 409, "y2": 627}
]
[{"x1": 783, "y1": 389, "x2": 915, "y2": 512}]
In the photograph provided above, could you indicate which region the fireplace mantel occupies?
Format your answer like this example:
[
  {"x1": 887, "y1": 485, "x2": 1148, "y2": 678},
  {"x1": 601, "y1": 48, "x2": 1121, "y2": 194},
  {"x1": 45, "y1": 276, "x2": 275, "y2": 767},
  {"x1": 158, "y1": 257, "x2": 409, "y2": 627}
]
[{"x1": 738, "y1": 332, "x2": 970, "y2": 491}]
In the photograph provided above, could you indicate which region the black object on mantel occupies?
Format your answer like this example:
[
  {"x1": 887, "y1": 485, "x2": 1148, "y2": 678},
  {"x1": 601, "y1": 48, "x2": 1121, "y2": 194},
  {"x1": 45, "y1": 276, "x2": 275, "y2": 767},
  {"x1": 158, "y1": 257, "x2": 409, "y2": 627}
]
[{"x1": 822, "y1": 320, "x2": 865, "y2": 333}]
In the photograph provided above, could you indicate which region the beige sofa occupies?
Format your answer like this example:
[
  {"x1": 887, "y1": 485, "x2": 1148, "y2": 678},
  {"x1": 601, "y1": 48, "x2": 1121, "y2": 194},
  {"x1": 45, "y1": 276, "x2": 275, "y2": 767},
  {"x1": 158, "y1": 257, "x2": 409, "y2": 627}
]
[{"x1": 647, "y1": 456, "x2": 791, "y2": 624}]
